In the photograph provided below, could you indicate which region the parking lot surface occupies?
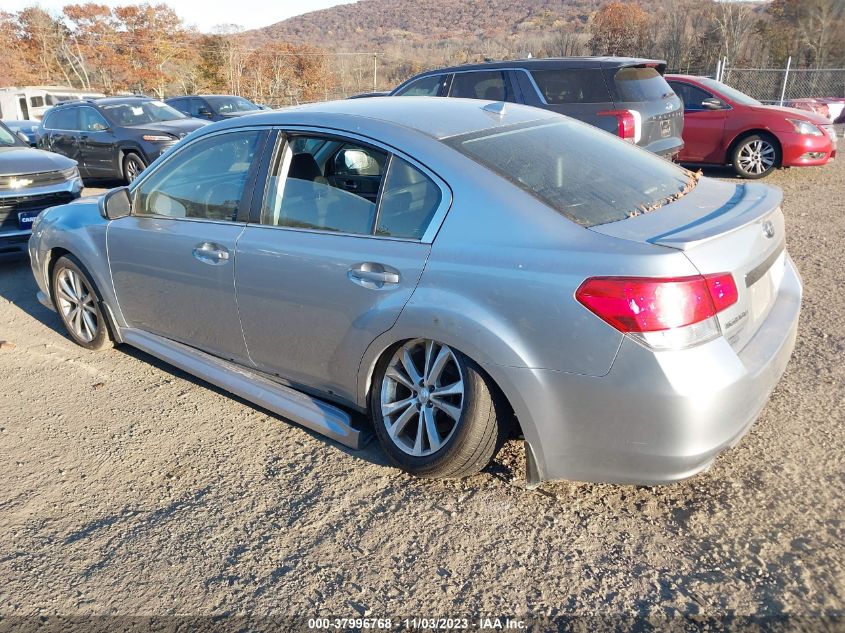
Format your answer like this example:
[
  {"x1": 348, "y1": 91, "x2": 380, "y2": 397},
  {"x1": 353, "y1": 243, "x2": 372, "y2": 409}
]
[{"x1": 1, "y1": 161, "x2": 843, "y2": 624}]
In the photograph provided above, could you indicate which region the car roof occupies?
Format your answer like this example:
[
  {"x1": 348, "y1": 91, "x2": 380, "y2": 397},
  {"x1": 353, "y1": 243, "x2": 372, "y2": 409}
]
[
  {"x1": 409, "y1": 56, "x2": 666, "y2": 75},
  {"x1": 204, "y1": 96, "x2": 560, "y2": 141}
]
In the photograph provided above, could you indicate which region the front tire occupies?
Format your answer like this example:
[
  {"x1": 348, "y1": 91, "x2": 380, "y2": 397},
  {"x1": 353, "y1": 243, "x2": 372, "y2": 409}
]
[
  {"x1": 371, "y1": 339, "x2": 506, "y2": 479},
  {"x1": 122, "y1": 152, "x2": 146, "y2": 184},
  {"x1": 732, "y1": 133, "x2": 781, "y2": 179},
  {"x1": 51, "y1": 255, "x2": 112, "y2": 351}
]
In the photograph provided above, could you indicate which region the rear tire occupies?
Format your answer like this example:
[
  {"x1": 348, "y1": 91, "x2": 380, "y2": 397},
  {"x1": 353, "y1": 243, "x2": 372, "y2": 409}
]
[
  {"x1": 732, "y1": 133, "x2": 781, "y2": 179},
  {"x1": 51, "y1": 255, "x2": 113, "y2": 351},
  {"x1": 122, "y1": 152, "x2": 146, "y2": 184},
  {"x1": 371, "y1": 339, "x2": 506, "y2": 479}
]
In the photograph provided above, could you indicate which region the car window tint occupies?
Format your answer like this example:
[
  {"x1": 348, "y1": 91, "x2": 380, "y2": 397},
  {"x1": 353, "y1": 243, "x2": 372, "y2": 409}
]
[
  {"x1": 395, "y1": 75, "x2": 442, "y2": 97},
  {"x1": 612, "y1": 67, "x2": 673, "y2": 102},
  {"x1": 449, "y1": 71, "x2": 510, "y2": 101},
  {"x1": 79, "y1": 107, "x2": 109, "y2": 131},
  {"x1": 47, "y1": 107, "x2": 78, "y2": 130},
  {"x1": 134, "y1": 130, "x2": 261, "y2": 221},
  {"x1": 262, "y1": 135, "x2": 387, "y2": 235},
  {"x1": 530, "y1": 69, "x2": 611, "y2": 104},
  {"x1": 191, "y1": 99, "x2": 210, "y2": 116},
  {"x1": 446, "y1": 119, "x2": 692, "y2": 227},
  {"x1": 669, "y1": 82, "x2": 713, "y2": 111},
  {"x1": 376, "y1": 157, "x2": 441, "y2": 239}
]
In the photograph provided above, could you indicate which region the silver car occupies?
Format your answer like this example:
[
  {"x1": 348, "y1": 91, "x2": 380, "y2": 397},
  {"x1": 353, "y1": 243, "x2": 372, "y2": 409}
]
[{"x1": 28, "y1": 97, "x2": 801, "y2": 485}]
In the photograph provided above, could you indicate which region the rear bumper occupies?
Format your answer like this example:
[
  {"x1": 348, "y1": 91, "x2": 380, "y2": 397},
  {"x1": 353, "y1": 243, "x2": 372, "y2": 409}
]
[
  {"x1": 503, "y1": 256, "x2": 802, "y2": 485},
  {"x1": 643, "y1": 137, "x2": 684, "y2": 160},
  {"x1": 779, "y1": 130, "x2": 836, "y2": 166}
]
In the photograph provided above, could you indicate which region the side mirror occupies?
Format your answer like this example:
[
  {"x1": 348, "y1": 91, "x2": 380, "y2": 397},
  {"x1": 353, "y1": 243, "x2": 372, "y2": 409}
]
[
  {"x1": 702, "y1": 97, "x2": 724, "y2": 110},
  {"x1": 100, "y1": 186, "x2": 132, "y2": 220},
  {"x1": 198, "y1": 108, "x2": 213, "y2": 118},
  {"x1": 16, "y1": 131, "x2": 30, "y2": 144}
]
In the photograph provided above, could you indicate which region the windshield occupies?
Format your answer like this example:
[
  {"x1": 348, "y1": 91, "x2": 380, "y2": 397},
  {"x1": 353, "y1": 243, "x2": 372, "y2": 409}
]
[
  {"x1": 100, "y1": 100, "x2": 187, "y2": 126},
  {"x1": 205, "y1": 96, "x2": 259, "y2": 114},
  {"x1": 445, "y1": 119, "x2": 695, "y2": 227},
  {"x1": 0, "y1": 122, "x2": 25, "y2": 147},
  {"x1": 697, "y1": 78, "x2": 761, "y2": 106}
]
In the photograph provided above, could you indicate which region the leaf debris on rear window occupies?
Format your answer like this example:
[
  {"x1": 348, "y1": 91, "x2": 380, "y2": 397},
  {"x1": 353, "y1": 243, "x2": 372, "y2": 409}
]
[{"x1": 627, "y1": 169, "x2": 702, "y2": 218}]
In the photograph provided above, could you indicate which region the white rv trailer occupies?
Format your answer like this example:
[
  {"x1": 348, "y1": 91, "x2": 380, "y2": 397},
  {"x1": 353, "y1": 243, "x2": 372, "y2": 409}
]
[{"x1": 0, "y1": 86, "x2": 106, "y2": 121}]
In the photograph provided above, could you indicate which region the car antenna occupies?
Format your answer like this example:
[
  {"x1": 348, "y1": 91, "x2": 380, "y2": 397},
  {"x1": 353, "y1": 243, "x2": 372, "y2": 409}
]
[{"x1": 482, "y1": 101, "x2": 507, "y2": 117}]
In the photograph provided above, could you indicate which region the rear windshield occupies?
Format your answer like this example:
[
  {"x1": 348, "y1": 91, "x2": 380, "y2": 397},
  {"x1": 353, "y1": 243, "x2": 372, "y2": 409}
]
[
  {"x1": 530, "y1": 69, "x2": 612, "y2": 104},
  {"x1": 613, "y1": 67, "x2": 673, "y2": 102},
  {"x1": 444, "y1": 119, "x2": 694, "y2": 227}
]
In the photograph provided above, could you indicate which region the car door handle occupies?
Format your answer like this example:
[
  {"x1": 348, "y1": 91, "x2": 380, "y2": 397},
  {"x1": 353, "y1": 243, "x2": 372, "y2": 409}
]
[
  {"x1": 343, "y1": 180, "x2": 359, "y2": 190},
  {"x1": 192, "y1": 242, "x2": 230, "y2": 265},
  {"x1": 348, "y1": 264, "x2": 400, "y2": 288}
]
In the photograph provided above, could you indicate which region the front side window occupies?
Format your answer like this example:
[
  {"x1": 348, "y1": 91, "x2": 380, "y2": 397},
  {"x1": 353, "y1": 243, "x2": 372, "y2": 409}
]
[
  {"x1": 446, "y1": 119, "x2": 693, "y2": 227},
  {"x1": 262, "y1": 134, "x2": 443, "y2": 240},
  {"x1": 668, "y1": 82, "x2": 714, "y2": 111},
  {"x1": 530, "y1": 69, "x2": 612, "y2": 104},
  {"x1": 449, "y1": 71, "x2": 511, "y2": 101},
  {"x1": 79, "y1": 107, "x2": 109, "y2": 131},
  {"x1": 395, "y1": 75, "x2": 443, "y2": 97},
  {"x1": 133, "y1": 130, "x2": 262, "y2": 221},
  {"x1": 205, "y1": 96, "x2": 259, "y2": 114}
]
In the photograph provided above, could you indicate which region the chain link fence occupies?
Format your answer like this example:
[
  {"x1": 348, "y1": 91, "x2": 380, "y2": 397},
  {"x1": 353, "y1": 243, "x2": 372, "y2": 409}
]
[{"x1": 721, "y1": 66, "x2": 845, "y2": 104}]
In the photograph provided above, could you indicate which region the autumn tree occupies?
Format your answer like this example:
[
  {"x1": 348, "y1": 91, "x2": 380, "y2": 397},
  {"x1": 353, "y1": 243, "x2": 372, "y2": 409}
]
[{"x1": 588, "y1": 1, "x2": 650, "y2": 57}]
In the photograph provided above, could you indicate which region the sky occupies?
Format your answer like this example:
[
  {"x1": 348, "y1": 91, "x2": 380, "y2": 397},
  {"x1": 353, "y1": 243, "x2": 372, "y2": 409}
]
[{"x1": 4, "y1": 0, "x2": 357, "y2": 32}]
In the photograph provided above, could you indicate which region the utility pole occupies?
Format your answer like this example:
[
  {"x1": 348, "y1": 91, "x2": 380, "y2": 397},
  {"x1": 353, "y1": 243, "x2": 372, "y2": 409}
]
[{"x1": 373, "y1": 53, "x2": 378, "y2": 92}]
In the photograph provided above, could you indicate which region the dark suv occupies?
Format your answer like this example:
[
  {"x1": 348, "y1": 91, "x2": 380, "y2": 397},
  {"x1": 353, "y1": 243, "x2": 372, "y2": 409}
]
[
  {"x1": 165, "y1": 95, "x2": 262, "y2": 122},
  {"x1": 38, "y1": 97, "x2": 207, "y2": 183},
  {"x1": 390, "y1": 57, "x2": 684, "y2": 159}
]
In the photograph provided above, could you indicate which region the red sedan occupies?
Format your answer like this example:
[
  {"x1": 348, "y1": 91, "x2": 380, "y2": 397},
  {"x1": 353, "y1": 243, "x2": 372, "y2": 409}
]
[{"x1": 666, "y1": 74, "x2": 837, "y2": 178}]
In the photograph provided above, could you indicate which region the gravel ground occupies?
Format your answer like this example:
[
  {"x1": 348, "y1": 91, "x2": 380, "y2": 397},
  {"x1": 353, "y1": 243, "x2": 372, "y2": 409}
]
[{"x1": 0, "y1": 159, "x2": 843, "y2": 629}]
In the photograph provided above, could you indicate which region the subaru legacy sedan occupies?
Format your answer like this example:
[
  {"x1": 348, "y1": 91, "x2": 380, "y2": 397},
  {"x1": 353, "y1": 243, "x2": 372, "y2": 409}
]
[{"x1": 28, "y1": 97, "x2": 801, "y2": 485}]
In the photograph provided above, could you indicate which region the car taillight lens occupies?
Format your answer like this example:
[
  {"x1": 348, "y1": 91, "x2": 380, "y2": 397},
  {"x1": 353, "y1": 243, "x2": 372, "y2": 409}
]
[
  {"x1": 575, "y1": 273, "x2": 738, "y2": 350},
  {"x1": 598, "y1": 109, "x2": 639, "y2": 143}
]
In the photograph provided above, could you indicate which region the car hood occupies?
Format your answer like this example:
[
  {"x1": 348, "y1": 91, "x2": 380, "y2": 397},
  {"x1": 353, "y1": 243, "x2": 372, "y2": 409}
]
[
  {"x1": 126, "y1": 118, "x2": 208, "y2": 137},
  {"x1": 0, "y1": 146, "x2": 76, "y2": 176},
  {"x1": 750, "y1": 104, "x2": 830, "y2": 125}
]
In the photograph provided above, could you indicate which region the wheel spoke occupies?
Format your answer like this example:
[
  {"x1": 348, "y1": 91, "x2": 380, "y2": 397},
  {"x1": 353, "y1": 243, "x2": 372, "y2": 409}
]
[
  {"x1": 58, "y1": 275, "x2": 76, "y2": 301},
  {"x1": 423, "y1": 406, "x2": 441, "y2": 452},
  {"x1": 388, "y1": 404, "x2": 416, "y2": 439},
  {"x1": 422, "y1": 340, "x2": 434, "y2": 382},
  {"x1": 413, "y1": 410, "x2": 424, "y2": 454},
  {"x1": 431, "y1": 398, "x2": 461, "y2": 421},
  {"x1": 401, "y1": 348, "x2": 422, "y2": 386},
  {"x1": 432, "y1": 381, "x2": 463, "y2": 398},
  {"x1": 426, "y1": 346, "x2": 451, "y2": 385},
  {"x1": 386, "y1": 366, "x2": 415, "y2": 391},
  {"x1": 382, "y1": 396, "x2": 415, "y2": 416},
  {"x1": 82, "y1": 310, "x2": 97, "y2": 339}
]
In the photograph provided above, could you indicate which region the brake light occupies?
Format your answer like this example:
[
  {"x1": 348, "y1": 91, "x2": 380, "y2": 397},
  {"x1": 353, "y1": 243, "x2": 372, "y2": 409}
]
[
  {"x1": 575, "y1": 273, "x2": 738, "y2": 350},
  {"x1": 598, "y1": 109, "x2": 640, "y2": 143}
]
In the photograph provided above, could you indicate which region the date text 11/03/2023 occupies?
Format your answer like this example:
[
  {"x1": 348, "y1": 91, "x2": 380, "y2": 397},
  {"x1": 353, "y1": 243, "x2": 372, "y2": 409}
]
[{"x1": 307, "y1": 617, "x2": 527, "y2": 629}]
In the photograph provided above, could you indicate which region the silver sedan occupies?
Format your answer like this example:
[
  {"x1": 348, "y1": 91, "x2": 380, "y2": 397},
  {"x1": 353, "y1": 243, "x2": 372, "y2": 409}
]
[{"x1": 28, "y1": 97, "x2": 801, "y2": 485}]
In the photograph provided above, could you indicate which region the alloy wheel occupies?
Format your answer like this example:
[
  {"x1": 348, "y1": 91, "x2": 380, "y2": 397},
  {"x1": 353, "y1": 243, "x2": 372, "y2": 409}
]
[
  {"x1": 380, "y1": 339, "x2": 465, "y2": 457},
  {"x1": 125, "y1": 158, "x2": 142, "y2": 182},
  {"x1": 55, "y1": 268, "x2": 98, "y2": 343},
  {"x1": 737, "y1": 139, "x2": 776, "y2": 175}
]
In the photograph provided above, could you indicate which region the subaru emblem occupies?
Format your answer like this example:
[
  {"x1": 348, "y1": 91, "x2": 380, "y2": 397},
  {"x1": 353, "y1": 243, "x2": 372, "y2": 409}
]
[{"x1": 762, "y1": 220, "x2": 775, "y2": 239}]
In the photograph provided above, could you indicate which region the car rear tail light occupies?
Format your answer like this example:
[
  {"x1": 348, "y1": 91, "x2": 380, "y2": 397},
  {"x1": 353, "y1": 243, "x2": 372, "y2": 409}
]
[
  {"x1": 598, "y1": 109, "x2": 641, "y2": 143},
  {"x1": 575, "y1": 273, "x2": 738, "y2": 350}
]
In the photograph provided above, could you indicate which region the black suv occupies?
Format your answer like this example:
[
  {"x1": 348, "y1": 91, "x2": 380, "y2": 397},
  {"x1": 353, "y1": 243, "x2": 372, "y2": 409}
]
[
  {"x1": 165, "y1": 95, "x2": 262, "y2": 122},
  {"x1": 38, "y1": 97, "x2": 207, "y2": 183},
  {"x1": 390, "y1": 57, "x2": 684, "y2": 159}
]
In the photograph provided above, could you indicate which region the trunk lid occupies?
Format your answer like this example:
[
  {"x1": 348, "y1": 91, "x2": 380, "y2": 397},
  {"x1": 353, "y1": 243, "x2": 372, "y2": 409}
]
[{"x1": 590, "y1": 178, "x2": 788, "y2": 351}]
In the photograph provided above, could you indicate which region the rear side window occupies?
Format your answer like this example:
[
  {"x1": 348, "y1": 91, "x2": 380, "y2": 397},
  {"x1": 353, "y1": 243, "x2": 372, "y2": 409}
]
[
  {"x1": 376, "y1": 158, "x2": 442, "y2": 239},
  {"x1": 612, "y1": 67, "x2": 672, "y2": 103},
  {"x1": 449, "y1": 71, "x2": 512, "y2": 101},
  {"x1": 445, "y1": 119, "x2": 693, "y2": 227},
  {"x1": 30, "y1": 96, "x2": 44, "y2": 107},
  {"x1": 45, "y1": 107, "x2": 78, "y2": 130},
  {"x1": 395, "y1": 75, "x2": 443, "y2": 97},
  {"x1": 530, "y1": 69, "x2": 611, "y2": 104}
]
